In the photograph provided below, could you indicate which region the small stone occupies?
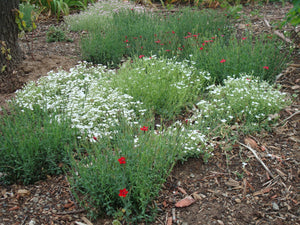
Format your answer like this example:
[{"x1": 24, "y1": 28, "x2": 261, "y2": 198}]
[
  {"x1": 182, "y1": 222, "x2": 188, "y2": 225},
  {"x1": 235, "y1": 198, "x2": 241, "y2": 203},
  {"x1": 272, "y1": 202, "x2": 279, "y2": 211},
  {"x1": 32, "y1": 197, "x2": 39, "y2": 203},
  {"x1": 190, "y1": 173, "x2": 195, "y2": 178},
  {"x1": 217, "y1": 220, "x2": 225, "y2": 225}
]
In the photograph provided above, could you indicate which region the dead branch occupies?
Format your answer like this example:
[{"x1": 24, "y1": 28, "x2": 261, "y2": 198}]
[
  {"x1": 279, "y1": 110, "x2": 300, "y2": 125},
  {"x1": 238, "y1": 142, "x2": 275, "y2": 179},
  {"x1": 263, "y1": 17, "x2": 294, "y2": 45}
]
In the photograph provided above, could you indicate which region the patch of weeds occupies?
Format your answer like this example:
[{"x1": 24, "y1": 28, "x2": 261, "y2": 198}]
[
  {"x1": 0, "y1": 103, "x2": 79, "y2": 185},
  {"x1": 46, "y1": 25, "x2": 73, "y2": 43}
]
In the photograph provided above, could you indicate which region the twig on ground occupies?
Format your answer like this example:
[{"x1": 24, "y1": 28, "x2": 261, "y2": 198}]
[
  {"x1": 238, "y1": 142, "x2": 275, "y2": 179},
  {"x1": 263, "y1": 17, "x2": 295, "y2": 46},
  {"x1": 279, "y1": 110, "x2": 300, "y2": 125},
  {"x1": 21, "y1": 215, "x2": 28, "y2": 225}
]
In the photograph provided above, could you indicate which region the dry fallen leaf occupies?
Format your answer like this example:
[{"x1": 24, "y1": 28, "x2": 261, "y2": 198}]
[
  {"x1": 178, "y1": 187, "x2": 187, "y2": 195},
  {"x1": 225, "y1": 178, "x2": 240, "y2": 187},
  {"x1": 175, "y1": 195, "x2": 196, "y2": 208},
  {"x1": 17, "y1": 189, "x2": 30, "y2": 197},
  {"x1": 244, "y1": 137, "x2": 259, "y2": 150}
]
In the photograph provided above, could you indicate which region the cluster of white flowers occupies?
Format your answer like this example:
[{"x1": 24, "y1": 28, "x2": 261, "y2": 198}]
[
  {"x1": 14, "y1": 62, "x2": 145, "y2": 140},
  {"x1": 191, "y1": 74, "x2": 289, "y2": 126},
  {"x1": 167, "y1": 120, "x2": 214, "y2": 159}
]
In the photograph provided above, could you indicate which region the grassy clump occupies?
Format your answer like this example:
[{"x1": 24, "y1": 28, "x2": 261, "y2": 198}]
[
  {"x1": 0, "y1": 104, "x2": 78, "y2": 185},
  {"x1": 68, "y1": 6, "x2": 290, "y2": 83},
  {"x1": 69, "y1": 121, "x2": 184, "y2": 222},
  {"x1": 114, "y1": 56, "x2": 212, "y2": 119}
]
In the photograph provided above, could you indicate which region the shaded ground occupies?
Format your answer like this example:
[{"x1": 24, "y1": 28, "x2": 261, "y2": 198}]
[{"x1": 0, "y1": 2, "x2": 299, "y2": 225}]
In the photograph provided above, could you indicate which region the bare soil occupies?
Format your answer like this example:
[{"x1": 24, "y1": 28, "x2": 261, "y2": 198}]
[{"x1": 0, "y1": 2, "x2": 299, "y2": 225}]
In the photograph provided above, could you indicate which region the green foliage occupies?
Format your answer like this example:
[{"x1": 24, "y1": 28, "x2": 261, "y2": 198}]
[
  {"x1": 190, "y1": 75, "x2": 290, "y2": 135},
  {"x1": 22, "y1": 0, "x2": 89, "y2": 19},
  {"x1": 0, "y1": 104, "x2": 79, "y2": 185},
  {"x1": 68, "y1": 120, "x2": 183, "y2": 223},
  {"x1": 0, "y1": 41, "x2": 12, "y2": 73},
  {"x1": 19, "y1": 1, "x2": 41, "y2": 32},
  {"x1": 283, "y1": 0, "x2": 300, "y2": 27},
  {"x1": 46, "y1": 25, "x2": 73, "y2": 42},
  {"x1": 114, "y1": 56, "x2": 212, "y2": 119},
  {"x1": 78, "y1": 8, "x2": 230, "y2": 67},
  {"x1": 190, "y1": 33, "x2": 289, "y2": 83}
]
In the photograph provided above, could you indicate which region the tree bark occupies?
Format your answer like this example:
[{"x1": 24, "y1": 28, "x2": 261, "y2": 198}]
[{"x1": 0, "y1": 0, "x2": 23, "y2": 77}]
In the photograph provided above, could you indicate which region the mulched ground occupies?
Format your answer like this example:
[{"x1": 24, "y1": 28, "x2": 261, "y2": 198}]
[{"x1": 0, "y1": 2, "x2": 299, "y2": 225}]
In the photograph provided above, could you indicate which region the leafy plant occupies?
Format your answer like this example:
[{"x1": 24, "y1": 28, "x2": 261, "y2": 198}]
[
  {"x1": 46, "y1": 25, "x2": 73, "y2": 42},
  {"x1": 114, "y1": 56, "x2": 212, "y2": 119},
  {"x1": 282, "y1": 0, "x2": 300, "y2": 27},
  {"x1": 0, "y1": 103, "x2": 79, "y2": 185},
  {"x1": 0, "y1": 41, "x2": 12, "y2": 73},
  {"x1": 68, "y1": 120, "x2": 183, "y2": 223}
]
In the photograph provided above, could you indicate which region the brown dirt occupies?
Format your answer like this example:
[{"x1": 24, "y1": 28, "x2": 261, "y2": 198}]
[{"x1": 0, "y1": 2, "x2": 299, "y2": 225}]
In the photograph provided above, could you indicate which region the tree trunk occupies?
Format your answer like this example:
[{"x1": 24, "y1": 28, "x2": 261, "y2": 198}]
[{"x1": 0, "y1": 0, "x2": 23, "y2": 77}]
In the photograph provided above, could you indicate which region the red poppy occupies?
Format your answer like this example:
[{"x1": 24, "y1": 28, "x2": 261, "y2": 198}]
[
  {"x1": 202, "y1": 43, "x2": 205, "y2": 46},
  {"x1": 124, "y1": 40, "x2": 129, "y2": 43},
  {"x1": 220, "y1": 59, "x2": 226, "y2": 63},
  {"x1": 140, "y1": 126, "x2": 149, "y2": 131},
  {"x1": 119, "y1": 188, "x2": 129, "y2": 197},
  {"x1": 199, "y1": 47, "x2": 203, "y2": 50},
  {"x1": 118, "y1": 157, "x2": 126, "y2": 164},
  {"x1": 242, "y1": 37, "x2": 247, "y2": 40},
  {"x1": 263, "y1": 66, "x2": 269, "y2": 70},
  {"x1": 172, "y1": 31, "x2": 175, "y2": 34},
  {"x1": 139, "y1": 55, "x2": 144, "y2": 59}
]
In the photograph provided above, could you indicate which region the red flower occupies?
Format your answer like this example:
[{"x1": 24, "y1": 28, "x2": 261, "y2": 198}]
[
  {"x1": 178, "y1": 47, "x2": 182, "y2": 51},
  {"x1": 199, "y1": 47, "x2": 203, "y2": 50},
  {"x1": 133, "y1": 37, "x2": 137, "y2": 40},
  {"x1": 155, "y1": 40, "x2": 160, "y2": 44},
  {"x1": 172, "y1": 31, "x2": 175, "y2": 34},
  {"x1": 166, "y1": 49, "x2": 171, "y2": 52},
  {"x1": 118, "y1": 157, "x2": 126, "y2": 164},
  {"x1": 154, "y1": 34, "x2": 157, "y2": 37},
  {"x1": 263, "y1": 66, "x2": 269, "y2": 70},
  {"x1": 93, "y1": 136, "x2": 98, "y2": 141},
  {"x1": 202, "y1": 43, "x2": 205, "y2": 46},
  {"x1": 188, "y1": 32, "x2": 192, "y2": 35},
  {"x1": 139, "y1": 55, "x2": 144, "y2": 59},
  {"x1": 124, "y1": 40, "x2": 129, "y2": 43},
  {"x1": 119, "y1": 188, "x2": 128, "y2": 197},
  {"x1": 193, "y1": 35, "x2": 198, "y2": 38},
  {"x1": 220, "y1": 59, "x2": 226, "y2": 63},
  {"x1": 141, "y1": 46, "x2": 143, "y2": 49},
  {"x1": 140, "y1": 126, "x2": 149, "y2": 131},
  {"x1": 205, "y1": 40, "x2": 210, "y2": 43},
  {"x1": 139, "y1": 35, "x2": 142, "y2": 38},
  {"x1": 242, "y1": 37, "x2": 247, "y2": 40}
]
